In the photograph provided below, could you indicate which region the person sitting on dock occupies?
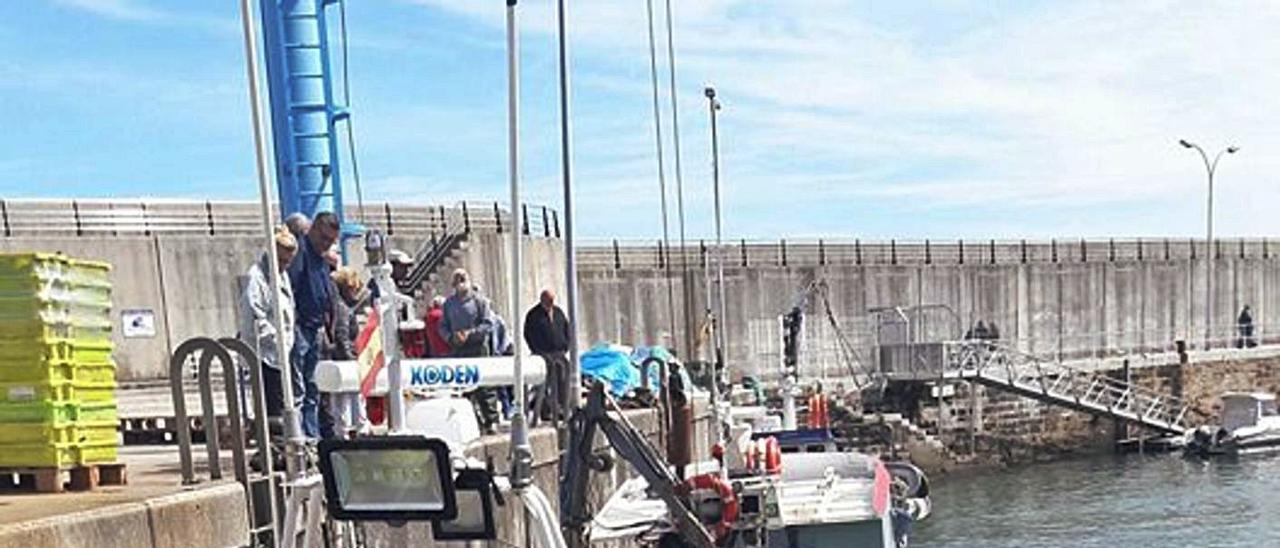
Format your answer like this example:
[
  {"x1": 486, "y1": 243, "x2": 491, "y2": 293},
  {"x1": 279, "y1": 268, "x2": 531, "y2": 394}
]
[
  {"x1": 288, "y1": 211, "x2": 340, "y2": 439},
  {"x1": 524, "y1": 288, "x2": 571, "y2": 422}
]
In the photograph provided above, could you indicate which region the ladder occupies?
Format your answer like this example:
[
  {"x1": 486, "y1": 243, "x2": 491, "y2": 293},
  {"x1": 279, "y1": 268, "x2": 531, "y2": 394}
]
[{"x1": 941, "y1": 341, "x2": 1193, "y2": 435}]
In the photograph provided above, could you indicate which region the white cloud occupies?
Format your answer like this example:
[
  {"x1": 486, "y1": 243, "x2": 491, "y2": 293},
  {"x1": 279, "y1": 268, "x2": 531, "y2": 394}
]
[
  {"x1": 412, "y1": 0, "x2": 1280, "y2": 238},
  {"x1": 52, "y1": 0, "x2": 237, "y2": 34}
]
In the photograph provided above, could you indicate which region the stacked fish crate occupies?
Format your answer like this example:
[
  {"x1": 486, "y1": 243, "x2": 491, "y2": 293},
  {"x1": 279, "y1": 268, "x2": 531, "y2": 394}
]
[{"x1": 0, "y1": 253, "x2": 125, "y2": 492}]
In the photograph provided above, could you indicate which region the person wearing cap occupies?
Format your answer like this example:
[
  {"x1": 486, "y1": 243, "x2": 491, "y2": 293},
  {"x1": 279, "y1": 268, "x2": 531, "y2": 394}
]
[
  {"x1": 239, "y1": 225, "x2": 298, "y2": 418},
  {"x1": 439, "y1": 268, "x2": 500, "y2": 432},
  {"x1": 388, "y1": 249, "x2": 414, "y2": 286}
]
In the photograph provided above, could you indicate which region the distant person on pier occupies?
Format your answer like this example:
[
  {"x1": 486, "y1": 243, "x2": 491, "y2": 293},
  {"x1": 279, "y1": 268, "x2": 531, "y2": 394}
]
[
  {"x1": 439, "y1": 268, "x2": 500, "y2": 433},
  {"x1": 288, "y1": 211, "x2": 340, "y2": 439},
  {"x1": 986, "y1": 322, "x2": 1001, "y2": 341},
  {"x1": 284, "y1": 212, "x2": 310, "y2": 239},
  {"x1": 238, "y1": 225, "x2": 297, "y2": 419},
  {"x1": 524, "y1": 288, "x2": 571, "y2": 422},
  {"x1": 1237, "y1": 305, "x2": 1257, "y2": 349}
]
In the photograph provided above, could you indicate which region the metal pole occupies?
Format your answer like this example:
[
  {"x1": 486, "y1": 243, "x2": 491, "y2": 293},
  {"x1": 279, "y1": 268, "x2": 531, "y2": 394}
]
[
  {"x1": 506, "y1": 0, "x2": 533, "y2": 490},
  {"x1": 705, "y1": 86, "x2": 725, "y2": 452},
  {"x1": 1181, "y1": 140, "x2": 1238, "y2": 350},
  {"x1": 1206, "y1": 159, "x2": 1214, "y2": 350},
  {"x1": 557, "y1": 0, "x2": 582, "y2": 411},
  {"x1": 644, "y1": 0, "x2": 679, "y2": 353},
  {"x1": 708, "y1": 89, "x2": 727, "y2": 364},
  {"x1": 239, "y1": 0, "x2": 302, "y2": 482}
]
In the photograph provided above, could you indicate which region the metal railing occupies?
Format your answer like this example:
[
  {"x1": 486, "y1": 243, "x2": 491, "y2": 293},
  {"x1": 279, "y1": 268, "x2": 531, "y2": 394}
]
[
  {"x1": 941, "y1": 340, "x2": 1195, "y2": 435},
  {"x1": 0, "y1": 198, "x2": 560, "y2": 239},
  {"x1": 578, "y1": 237, "x2": 1280, "y2": 269},
  {"x1": 168, "y1": 336, "x2": 277, "y2": 545}
]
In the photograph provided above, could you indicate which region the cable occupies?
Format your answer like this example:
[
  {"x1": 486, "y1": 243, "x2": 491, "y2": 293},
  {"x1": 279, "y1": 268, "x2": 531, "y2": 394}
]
[
  {"x1": 338, "y1": 0, "x2": 367, "y2": 224},
  {"x1": 645, "y1": 0, "x2": 679, "y2": 353}
]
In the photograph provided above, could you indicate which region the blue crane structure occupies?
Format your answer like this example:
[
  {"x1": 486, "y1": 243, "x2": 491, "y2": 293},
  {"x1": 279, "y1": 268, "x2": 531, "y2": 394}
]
[{"x1": 258, "y1": 0, "x2": 358, "y2": 234}]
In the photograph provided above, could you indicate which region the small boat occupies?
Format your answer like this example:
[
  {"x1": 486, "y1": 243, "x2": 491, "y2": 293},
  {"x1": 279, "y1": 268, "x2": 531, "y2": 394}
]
[{"x1": 1185, "y1": 392, "x2": 1280, "y2": 457}]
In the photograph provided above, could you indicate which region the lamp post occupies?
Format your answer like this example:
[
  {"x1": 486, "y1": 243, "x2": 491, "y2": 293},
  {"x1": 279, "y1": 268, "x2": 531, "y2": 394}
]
[
  {"x1": 1179, "y1": 139, "x2": 1239, "y2": 349},
  {"x1": 704, "y1": 85, "x2": 725, "y2": 452}
]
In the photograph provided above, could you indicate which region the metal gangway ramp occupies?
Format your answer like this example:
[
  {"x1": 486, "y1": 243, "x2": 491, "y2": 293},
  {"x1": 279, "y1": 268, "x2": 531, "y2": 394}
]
[{"x1": 941, "y1": 341, "x2": 1192, "y2": 436}]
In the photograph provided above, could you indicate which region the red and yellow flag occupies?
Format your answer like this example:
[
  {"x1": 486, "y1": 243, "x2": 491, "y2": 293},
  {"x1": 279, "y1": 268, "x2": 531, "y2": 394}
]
[{"x1": 355, "y1": 307, "x2": 384, "y2": 397}]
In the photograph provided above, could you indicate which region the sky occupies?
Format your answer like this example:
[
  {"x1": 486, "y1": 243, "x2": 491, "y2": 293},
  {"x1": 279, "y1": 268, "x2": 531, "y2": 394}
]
[{"x1": 2, "y1": 0, "x2": 1279, "y2": 241}]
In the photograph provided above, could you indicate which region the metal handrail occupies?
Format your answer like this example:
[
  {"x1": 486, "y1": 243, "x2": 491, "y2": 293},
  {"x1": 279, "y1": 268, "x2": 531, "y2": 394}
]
[
  {"x1": 577, "y1": 237, "x2": 1277, "y2": 268},
  {"x1": 0, "y1": 198, "x2": 561, "y2": 239},
  {"x1": 942, "y1": 340, "x2": 1194, "y2": 433}
]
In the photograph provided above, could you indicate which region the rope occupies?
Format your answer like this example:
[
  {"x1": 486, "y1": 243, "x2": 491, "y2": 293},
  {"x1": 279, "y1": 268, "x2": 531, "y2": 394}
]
[
  {"x1": 644, "y1": 0, "x2": 679, "y2": 352},
  {"x1": 338, "y1": 0, "x2": 367, "y2": 224}
]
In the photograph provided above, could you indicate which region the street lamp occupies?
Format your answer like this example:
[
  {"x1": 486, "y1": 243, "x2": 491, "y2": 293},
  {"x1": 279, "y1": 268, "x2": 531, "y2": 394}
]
[
  {"x1": 704, "y1": 85, "x2": 726, "y2": 453},
  {"x1": 1179, "y1": 139, "x2": 1239, "y2": 349}
]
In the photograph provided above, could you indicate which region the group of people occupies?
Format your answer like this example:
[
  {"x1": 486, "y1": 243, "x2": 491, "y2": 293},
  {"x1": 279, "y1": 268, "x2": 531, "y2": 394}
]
[{"x1": 238, "y1": 211, "x2": 575, "y2": 444}]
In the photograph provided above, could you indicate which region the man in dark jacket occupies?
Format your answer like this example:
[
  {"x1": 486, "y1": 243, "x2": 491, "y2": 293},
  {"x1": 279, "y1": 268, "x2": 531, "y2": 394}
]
[
  {"x1": 288, "y1": 211, "x2": 340, "y2": 439},
  {"x1": 524, "y1": 288, "x2": 571, "y2": 421}
]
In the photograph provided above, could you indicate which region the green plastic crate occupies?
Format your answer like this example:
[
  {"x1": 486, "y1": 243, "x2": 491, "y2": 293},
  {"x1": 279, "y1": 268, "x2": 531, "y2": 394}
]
[
  {"x1": 0, "y1": 359, "x2": 77, "y2": 383},
  {"x1": 71, "y1": 318, "x2": 112, "y2": 345},
  {"x1": 0, "y1": 439, "x2": 117, "y2": 468},
  {"x1": 0, "y1": 338, "x2": 73, "y2": 363},
  {"x1": 0, "y1": 400, "x2": 117, "y2": 424},
  {"x1": 0, "y1": 319, "x2": 74, "y2": 342},
  {"x1": 0, "y1": 420, "x2": 117, "y2": 445},
  {"x1": 0, "y1": 379, "x2": 116, "y2": 404},
  {"x1": 70, "y1": 340, "x2": 114, "y2": 363},
  {"x1": 0, "y1": 400, "x2": 80, "y2": 423},
  {"x1": 0, "y1": 253, "x2": 68, "y2": 275},
  {"x1": 0, "y1": 359, "x2": 115, "y2": 384}
]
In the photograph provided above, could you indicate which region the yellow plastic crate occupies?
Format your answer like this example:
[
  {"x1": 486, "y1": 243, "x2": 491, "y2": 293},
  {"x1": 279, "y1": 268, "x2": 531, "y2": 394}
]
[
  {"x1": 0, "y1": 379, "x2": 116, "y2": 404},
  {"x1": 0, "y1": 359, "x2": 77, "y2": 383},
  {"x1": 0, "y1": 338, "x2": 74, "y2": 363},
  {"x1": 0, "y1": 253, "x2": 68, "y2": 275},
  {"x1": 65, "y1": 259, "x2": 110, "y2": 284},
  {"x1": 0, "y1": 400, "x2": 117, "y2": 424},
  {"x1": 0, "y1": 439, "x2": 117, "y2": 468},
  {"x1": 0, "y1": 321, "x2": 73, "y2": 341},
  {"x1": 70, "y1": 317, "x2": 112, "y2": 345},
  {"x1": 0, "y1": 338, "x2": 116, "y2": 366},
  {"x1": 70, "y1": 340, "x2": 114, "y2": 364},
  {"x1": 0, "y1": 420, "x2": 117, "y2": 445}
]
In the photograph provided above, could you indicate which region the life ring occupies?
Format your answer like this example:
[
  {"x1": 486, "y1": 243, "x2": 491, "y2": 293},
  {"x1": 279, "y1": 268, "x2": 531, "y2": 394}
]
[{"x1": 679, "y1": 473, "x2": 739, "y2": 541}]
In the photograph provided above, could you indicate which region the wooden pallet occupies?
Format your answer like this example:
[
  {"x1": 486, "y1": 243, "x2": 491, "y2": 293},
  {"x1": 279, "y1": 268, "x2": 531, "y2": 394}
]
[{"x1": 0, "y1": 463, "x2": 127, "y2": 493}]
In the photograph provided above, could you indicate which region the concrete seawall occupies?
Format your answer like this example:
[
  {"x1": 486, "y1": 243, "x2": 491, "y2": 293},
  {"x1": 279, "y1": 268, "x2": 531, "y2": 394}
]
[{"x1": 577, "y1": 240, "x2": 1280, "y2": 380}]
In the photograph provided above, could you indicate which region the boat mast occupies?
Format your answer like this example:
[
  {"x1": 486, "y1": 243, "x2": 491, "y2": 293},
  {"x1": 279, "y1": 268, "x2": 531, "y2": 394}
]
[
  {"x1": 556, "y1": 0, "x2": 581, "y2": 412},
  {"x1": 238, "y1": 0, "x2": 303, "y2": 482}
]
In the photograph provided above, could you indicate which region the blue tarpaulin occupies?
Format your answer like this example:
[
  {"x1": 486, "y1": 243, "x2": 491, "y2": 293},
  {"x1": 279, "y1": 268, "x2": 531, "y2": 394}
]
[
  {"x1": 579, "y1": 344, "x2": 638, "y2": 397},
  {"x1": 579, "y1": 344, "x2": 687, "y2": 398}
]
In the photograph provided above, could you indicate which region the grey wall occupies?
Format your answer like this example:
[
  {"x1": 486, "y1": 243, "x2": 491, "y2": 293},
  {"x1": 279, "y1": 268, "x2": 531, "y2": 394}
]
[
  {"x1": 0, "y1": 232, "x2": 563, "y2": 381},
  {"x1": 577, "y1": 241, "x2": 1280, "y2": 382}
]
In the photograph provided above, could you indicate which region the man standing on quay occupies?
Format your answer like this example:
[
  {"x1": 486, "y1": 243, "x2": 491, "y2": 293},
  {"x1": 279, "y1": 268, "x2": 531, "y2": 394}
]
[
  {"x1": 524, "y1": 288, "x2": 571, "y2": 421},
  {"x1": 288, "y1": 211, "x2": 340, "y2": 438}
]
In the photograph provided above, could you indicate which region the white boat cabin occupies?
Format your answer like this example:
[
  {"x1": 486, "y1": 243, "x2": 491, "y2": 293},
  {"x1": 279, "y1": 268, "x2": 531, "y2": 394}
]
[{"x1": 1221, "y1": 392, "x2": 1280, "y2": 432}]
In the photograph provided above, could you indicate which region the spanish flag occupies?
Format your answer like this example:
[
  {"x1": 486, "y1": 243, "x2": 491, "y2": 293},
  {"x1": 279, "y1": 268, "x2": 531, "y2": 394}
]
[{"x1": 355, "y1": 307, "x2": 384, "y2": 397}]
